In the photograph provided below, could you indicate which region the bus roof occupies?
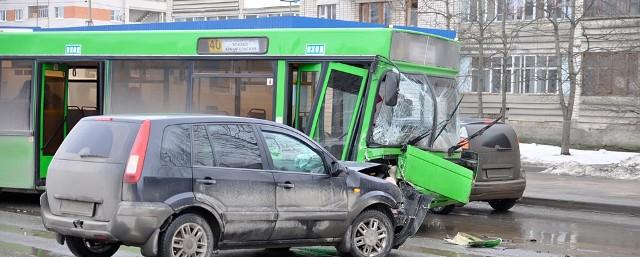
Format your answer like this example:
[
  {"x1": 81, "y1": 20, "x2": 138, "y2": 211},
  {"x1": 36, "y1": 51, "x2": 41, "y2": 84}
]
[{"x1": 34, "y1": 16, "x2": 456, "y2": 40}]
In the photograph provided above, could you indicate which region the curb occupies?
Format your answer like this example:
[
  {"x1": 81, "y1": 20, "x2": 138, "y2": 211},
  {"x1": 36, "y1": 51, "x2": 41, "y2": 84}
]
[{"x1": 520, "y1": 197, "x2": 640, "y2": 216}]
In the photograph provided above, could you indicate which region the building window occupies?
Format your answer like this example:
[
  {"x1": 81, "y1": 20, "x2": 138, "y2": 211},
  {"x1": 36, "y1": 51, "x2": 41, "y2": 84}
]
[
  {"x1": 0, "y1": 10, "x2": 6, "y2": 22},
  {"x1": 15, "y1": 9, "x2": 23, "y2": 21},
  {"x1": 54, "y1": 7, "x2": 64, "y2": 19},
  {"x1": 405, "y1": 0, "x2": 418, "y2": 26},
  {"x1": 582, "y1": 52, "x2": 640, "y2": 96},
  {"x1": 29, "y1": 6, "x2": 48, "y2": 18},
  {"x1": 470, "y1": 55, "x2": 560, "y2": 94},
  {"x1": 463, "y1": 0, "x2": 571, "y2": 22},
  {"x1": 318, "y1": 4, "x2": 336, "y2": 19},
  {"x1": 111, "y1": 10, "x2": 123, "y2": 21},
  {"x1": 585, "y1": 0, "x2": 640, "y2": 17},
  {"x1": 359, "y1": 2, "x2": 392, "y2": 24}
]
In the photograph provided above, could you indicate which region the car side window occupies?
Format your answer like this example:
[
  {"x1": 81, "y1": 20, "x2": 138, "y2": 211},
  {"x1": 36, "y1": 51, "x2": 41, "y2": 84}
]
[
  {"x1": 207, "y1": 124, "x2": 263, "y2": 170},
  {"x1": 261, "y1": 131, "x2": 326, "y2": 174},
  {"x1": 161, "y1": 125, "x2": 191, "y2": 167},
  {"x1": 193, "y1": 125, "x2": 215, "y2": 167}
]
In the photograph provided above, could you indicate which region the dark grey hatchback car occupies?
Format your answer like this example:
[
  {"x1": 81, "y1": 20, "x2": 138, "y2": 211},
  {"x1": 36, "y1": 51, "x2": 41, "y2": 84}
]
[{"x1": 41, "y1": 115, "x2": 424, "y2": 257}]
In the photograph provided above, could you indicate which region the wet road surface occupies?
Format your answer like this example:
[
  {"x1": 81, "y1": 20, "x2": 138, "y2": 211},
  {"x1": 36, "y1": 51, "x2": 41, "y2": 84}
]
[{"x1": 0, "y1": 192, "x2": 639, "y2": 257}]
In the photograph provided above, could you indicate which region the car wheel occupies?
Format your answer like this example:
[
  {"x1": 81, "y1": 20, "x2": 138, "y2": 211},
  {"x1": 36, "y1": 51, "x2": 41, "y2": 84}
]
[
  {"x1": 488, "y1": 199, "x2": 518, "y2": 212},
  {"x1": 158, "y1": 213, "x2": 215, "y2": 257},
  {"x1": 429, "y1": 205, "x2": 455, "y2": 215},
  {"x1": 66, "y1": 236, "x2": 120, "y2": 257},
  {"x1": 341, "y1": 209, "x2": 394, "y2": 257}
]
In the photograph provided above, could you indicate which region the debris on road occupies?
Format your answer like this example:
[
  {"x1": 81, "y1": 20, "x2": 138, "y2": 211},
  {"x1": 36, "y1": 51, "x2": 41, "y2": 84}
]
[{"x1": 444, "y1": 232, "x2": 502, "y2": 248}]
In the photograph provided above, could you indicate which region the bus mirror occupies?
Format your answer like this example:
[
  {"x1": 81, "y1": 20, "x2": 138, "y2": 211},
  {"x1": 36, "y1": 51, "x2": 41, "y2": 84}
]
[{"x1": 383, "y1": 71, "x2": 400, "y2": 106}]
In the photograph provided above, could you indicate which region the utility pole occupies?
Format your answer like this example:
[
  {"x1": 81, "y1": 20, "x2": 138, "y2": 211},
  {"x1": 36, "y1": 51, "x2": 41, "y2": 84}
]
[
  {"x1": 47, "y1": 0, "x2": 50, "y2": 28},
  {"x1": 88, "y1": 0, "x2": 94, "y2": 26},
  {"x1": 36, "y1": 0, "x2": 39, "y2": 27},
  {"x1": 279, "y1": 0, "x2": 298, "y2": 15}
]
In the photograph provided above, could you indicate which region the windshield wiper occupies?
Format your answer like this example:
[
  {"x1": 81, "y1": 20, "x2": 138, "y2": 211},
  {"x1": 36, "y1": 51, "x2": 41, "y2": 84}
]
[{"x1": 407, "y1": 95, "x2": 464, "y2": 147}]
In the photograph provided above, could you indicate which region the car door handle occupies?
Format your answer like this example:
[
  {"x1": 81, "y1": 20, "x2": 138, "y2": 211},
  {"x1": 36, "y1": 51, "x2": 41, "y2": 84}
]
[
  {"x1": 196, "y1": 177, "x2": 216, "y2": 185},
  {"x1": 277, "y1": 181, "x2": 295, "y2": 189}
]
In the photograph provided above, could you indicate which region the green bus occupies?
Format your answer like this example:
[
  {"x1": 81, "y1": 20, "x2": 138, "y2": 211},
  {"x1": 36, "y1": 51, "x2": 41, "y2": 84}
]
[{"x1": 0, "y1": 17, "x2": 472, "y2": 206}]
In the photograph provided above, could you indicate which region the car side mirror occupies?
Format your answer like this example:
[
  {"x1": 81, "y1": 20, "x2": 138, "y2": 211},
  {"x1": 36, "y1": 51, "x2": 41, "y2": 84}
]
[
  {"x1": 382, "y1": 70, "x2": 400, "y2": 106},
  {"x1": 329, "y1": 160, "x2": 346, "y2": 177}
]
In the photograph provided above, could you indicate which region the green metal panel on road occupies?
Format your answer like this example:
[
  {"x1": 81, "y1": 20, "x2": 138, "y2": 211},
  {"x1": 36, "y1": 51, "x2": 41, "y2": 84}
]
[
  {"x1": 0, "y1": 136, "x2": 35, "y2": 189},
  {"x1": 400, "y1": 145, "x2": 473, "y2": 204}
]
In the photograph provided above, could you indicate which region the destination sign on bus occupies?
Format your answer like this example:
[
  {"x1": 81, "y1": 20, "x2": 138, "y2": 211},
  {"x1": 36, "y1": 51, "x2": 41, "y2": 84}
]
[{"x1": 197, "y1": 37, "x2": 268, "y2": 55}]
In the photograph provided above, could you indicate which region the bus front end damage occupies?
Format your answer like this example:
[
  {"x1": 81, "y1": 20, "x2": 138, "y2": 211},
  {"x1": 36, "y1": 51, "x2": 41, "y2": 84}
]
[{"x1": 345, "y1": 153, "x2": 473, "y2": 246}]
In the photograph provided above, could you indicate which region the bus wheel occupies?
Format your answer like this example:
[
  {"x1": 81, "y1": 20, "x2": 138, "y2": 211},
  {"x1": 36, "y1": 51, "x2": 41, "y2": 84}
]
[
  {"x1": 66, "y1": 237, "x2": 120, "y2": 257},
  {"x1": 429, "y1": 205, "x2": 455, "y2": 215}
]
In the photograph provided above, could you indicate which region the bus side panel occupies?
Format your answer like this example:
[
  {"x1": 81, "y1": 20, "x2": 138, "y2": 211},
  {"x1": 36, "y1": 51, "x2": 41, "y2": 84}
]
[{"x1": 0, "y1": 136, "x2": 35, "y2": 189}]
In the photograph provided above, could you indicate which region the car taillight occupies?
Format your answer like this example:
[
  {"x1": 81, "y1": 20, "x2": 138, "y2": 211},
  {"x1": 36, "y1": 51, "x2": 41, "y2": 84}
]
[{"x1": 124, "y1": 120, "x2": 150, "y2": 184}]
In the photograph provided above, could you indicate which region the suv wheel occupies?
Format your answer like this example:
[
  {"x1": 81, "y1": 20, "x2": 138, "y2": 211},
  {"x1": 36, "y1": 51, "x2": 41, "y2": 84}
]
[
  {"x1": 341, "y1": 210, "x2": 394, "y2": 257},
  {"x1": 159, "y1": 213, "x2": 215, "y2": 257},
  {"x1": 429, "y1": 205, "x2": 455, "y2": 215},
  {"x1": 488, "y1": 199, "x2": 517, "y2": 212},
  {"x1": 66, "y1": 237, "x2": 120, "y2": 257}
]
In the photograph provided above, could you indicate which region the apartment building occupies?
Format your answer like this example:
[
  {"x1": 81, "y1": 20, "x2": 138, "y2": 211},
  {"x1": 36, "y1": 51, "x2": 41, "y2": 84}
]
[
  {"x1": 300, "y1": 0, "x2": 640, "y2": 150},
  {"x1": 172, "y1": 0, "x2": 299, "y2": 22},
  {"x1": 0, "y1": 0, "x2": 171, "y2": 28}
]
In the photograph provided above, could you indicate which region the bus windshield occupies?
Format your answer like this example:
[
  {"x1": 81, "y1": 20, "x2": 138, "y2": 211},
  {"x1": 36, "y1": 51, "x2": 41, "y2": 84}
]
[{"x1": 371, "y1": 74, "x2": 459, "y2": 150}]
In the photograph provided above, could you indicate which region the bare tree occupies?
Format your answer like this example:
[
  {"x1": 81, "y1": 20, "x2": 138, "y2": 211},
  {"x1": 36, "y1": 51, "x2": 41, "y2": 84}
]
[
  {"x1": 418, "y1": 0, "x2": 458, "y2": 30},
  {"x1": 496, "y1": 1, "x2": 537, "y2": 121},
  {"x1": 544, "y1": 0, "x2": 598, "y2": 155}
]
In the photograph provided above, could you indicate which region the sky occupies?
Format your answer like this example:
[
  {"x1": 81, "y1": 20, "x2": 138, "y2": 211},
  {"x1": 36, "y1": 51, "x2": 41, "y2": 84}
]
[{"x1": 244, "y1": 0, "x2": 300, "y2": 9}]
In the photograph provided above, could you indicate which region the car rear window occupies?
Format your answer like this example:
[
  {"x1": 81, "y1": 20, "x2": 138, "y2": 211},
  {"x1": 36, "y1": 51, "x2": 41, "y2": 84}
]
[{"x1": 55, "y1": 120, "x2": 139, "y2": 163}]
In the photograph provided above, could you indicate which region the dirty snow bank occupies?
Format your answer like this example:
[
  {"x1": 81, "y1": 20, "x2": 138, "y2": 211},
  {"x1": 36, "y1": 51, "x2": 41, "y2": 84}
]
[{"x1": 520, "y1": 143, "x2": 640, "y2": 180}]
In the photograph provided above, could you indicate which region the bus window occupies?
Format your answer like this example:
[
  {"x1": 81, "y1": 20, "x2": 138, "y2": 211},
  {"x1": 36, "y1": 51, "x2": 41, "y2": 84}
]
[
  {"x1": 111, "y1": 60, "x2": 189, "y2": 114},
  {"x1": 288, "y1": 63, "x2": 321, "y2": 132},
  {"x1": 0, "y1": 60, "x2": 32, "y2": 132},
  {"x1": 192, "y1": 77, "x2": 273, "y2": 120},
  {"x1": 193, "y1": 60, "x2": 274, "y2": 120}
]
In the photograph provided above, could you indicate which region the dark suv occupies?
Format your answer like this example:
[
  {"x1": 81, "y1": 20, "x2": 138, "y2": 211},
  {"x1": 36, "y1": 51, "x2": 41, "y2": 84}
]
[{"x1": 41, "y1": 115, "x2": 426, "y2": 257}]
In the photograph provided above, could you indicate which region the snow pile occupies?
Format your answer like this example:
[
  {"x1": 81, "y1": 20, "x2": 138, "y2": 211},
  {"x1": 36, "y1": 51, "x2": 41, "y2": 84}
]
[{"x1": 520, "y1": 143, "x2": 640, "y2": 180}]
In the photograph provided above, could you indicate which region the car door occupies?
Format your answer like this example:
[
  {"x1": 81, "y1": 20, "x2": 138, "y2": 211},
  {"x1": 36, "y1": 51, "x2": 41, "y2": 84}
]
[
  {"x1": 192, "y1": 123, "x2": 277, "y2": 242},
  {"x1": 258, "y1": 125, "x2": 348, "y2": 240}
]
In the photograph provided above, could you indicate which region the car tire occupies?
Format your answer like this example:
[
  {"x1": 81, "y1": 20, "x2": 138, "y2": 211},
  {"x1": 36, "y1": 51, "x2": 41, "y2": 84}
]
[
  {"x1": 339, "y1": 209, "x2": 394, "y2": 257},
  {"x1": 488, "y1": 199, "x2": 518, "y2": 212},
  {"x1": 158, "y1": 213, "x2": 215, "y2": 257},
  {"x1": 429, "y1": 205, "x2": 455, "y2": 215},
  {"x1": 66, "y1": 236, "x2": 120, "y2": 257}
]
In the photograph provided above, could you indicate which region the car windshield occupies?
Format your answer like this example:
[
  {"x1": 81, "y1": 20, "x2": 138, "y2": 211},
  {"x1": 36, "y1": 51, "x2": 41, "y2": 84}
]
[{"x1": 370, "y1": 74, "x2": 459, "y2": 150}]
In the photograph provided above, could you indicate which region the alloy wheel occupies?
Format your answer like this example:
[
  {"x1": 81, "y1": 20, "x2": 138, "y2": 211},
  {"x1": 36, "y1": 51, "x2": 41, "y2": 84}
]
[
  {"x1": 171, "y1": 222, "x2": 208, "y2": 257},
  {"x1": 353, "y1": 218, "x2": 388, "y2": 257}
]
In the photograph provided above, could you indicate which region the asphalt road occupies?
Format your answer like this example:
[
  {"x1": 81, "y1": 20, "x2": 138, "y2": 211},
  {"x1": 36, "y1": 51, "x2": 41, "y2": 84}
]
[{"x1": 0, "y1": 192, "x2": 639, "y2": 257}]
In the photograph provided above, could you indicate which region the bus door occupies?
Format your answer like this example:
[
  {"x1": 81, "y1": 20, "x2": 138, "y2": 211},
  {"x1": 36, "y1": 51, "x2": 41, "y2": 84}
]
[
  {"x1": 288, "y1": 63, "x2": 322, "y2": 133},
  {"x1": 39, "y1": 63, "x2": 68, "y2": 179},
  {"x1": 309, "y1": 63, "x2": 368, "y2": 160},
  {"x1": 38, "y1": 63, "x2": 102, "y2": 182}
]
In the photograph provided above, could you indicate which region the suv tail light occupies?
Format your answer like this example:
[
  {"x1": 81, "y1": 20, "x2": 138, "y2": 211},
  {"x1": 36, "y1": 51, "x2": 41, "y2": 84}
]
[{"x1": 124, "y1": 120, "x2": 150, "y2": 184}]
